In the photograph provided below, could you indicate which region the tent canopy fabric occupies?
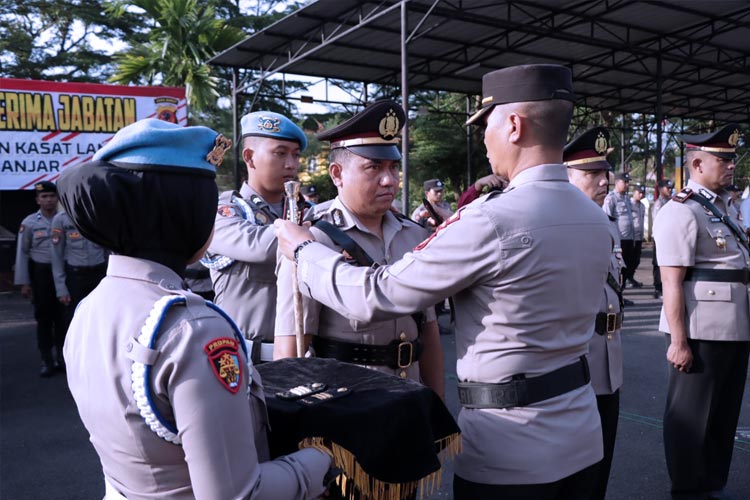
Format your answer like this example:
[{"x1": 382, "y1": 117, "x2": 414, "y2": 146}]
[{"x1": 210, "y1": 0, "x2": 750, "y2": 123}]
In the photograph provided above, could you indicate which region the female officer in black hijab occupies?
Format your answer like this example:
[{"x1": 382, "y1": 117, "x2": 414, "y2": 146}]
[{"x1": 56, "y1": 119, "x2": 331, "y2": 499}]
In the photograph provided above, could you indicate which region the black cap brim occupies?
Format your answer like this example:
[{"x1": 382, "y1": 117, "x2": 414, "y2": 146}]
[{"x1": 346, "y1": 145, "x2": 402, "y2": 161}]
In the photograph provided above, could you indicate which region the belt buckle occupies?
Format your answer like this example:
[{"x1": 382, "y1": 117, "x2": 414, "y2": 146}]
[
  {"x1": 397, "y1": 341, "x2": 414, "y2": 368},
  {"x1": 606, "y1": 313, "x2": 618, "y2": 334}
]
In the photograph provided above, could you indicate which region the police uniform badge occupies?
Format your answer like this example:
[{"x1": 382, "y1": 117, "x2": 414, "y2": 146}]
[
  {"x1": 51, "y1": 228, "x2": 63, "y2": 245},
  {"x1": 378, "y1": 108, "x2": 400, "y2": 140},
  {"x1": 206, "y1": 134, "x2": 232, "y2": 167},
  {"x1": 729, "y1": 129, "x2": 740, "y2": 147},
  {"x1": 204, "y1": 337, "x2": 243, "y2": 394},
  {"x1": 332, "y1": 208, "x2": 345, "y2": 227},
  {"x1": 217, "y1": 205, "x2": 237, "y2": 218},
  {"x1": 595, "y1": 132, "x2": 609, "y2": 154},
  {"x1": 69, "y1": 231, "x2": 82, "y2": 240},
  {"x1": 257, "y1": 116, "x2": 281, "y2": 133}
]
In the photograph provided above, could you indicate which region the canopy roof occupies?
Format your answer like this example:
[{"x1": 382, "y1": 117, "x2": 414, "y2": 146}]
[{"x1": 211, "y1": 0, "x2": 750, "y2": 123}]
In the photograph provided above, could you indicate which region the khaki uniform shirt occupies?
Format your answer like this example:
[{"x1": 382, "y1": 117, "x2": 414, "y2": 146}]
[
  {"x1": 50, "y1": 212, "x2": 107, "y2": 297},
  {"x1": 411, "y1": 200, "x2": 453, "y2": 228},
  {"x1": 294, "y1": 164, "x2": 611, "y2": 484},
  {"x1": 631, "y1": 199, "x2": 646, "y2": 241},
  {"x1": 275, "y1": 197, "x2": 434, "y2": 381},
  {"x1": 588, "y1": 221, "x2": 624, "y2": 395},
  {"x1": 652, "y1": 196, "x2": 669, "y2": 222},
  {"x1": 64, "y1": 256, "x2": 329, "y2": 499},
  {"x1": 14, "y1": 210, "x2": 57, "y2": 285},
  {"x1": 603, "y1": 191, "x2": 635, "y2": 240},
  {"x1": 654, "y1": 180, "x2": 750, "y2": 342},
  {"x1": 207, "y1": 183, "x2": 282, "y2": 341}
]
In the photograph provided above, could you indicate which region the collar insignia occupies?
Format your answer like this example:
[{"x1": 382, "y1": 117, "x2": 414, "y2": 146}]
[{"x1": 332, "y1": 208, "x2": 345, "y2": 227}]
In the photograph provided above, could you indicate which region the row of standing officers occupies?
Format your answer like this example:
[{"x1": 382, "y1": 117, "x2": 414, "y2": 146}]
[{"x1": 13, "y1": 63, "x2": 748, "y2": 500}]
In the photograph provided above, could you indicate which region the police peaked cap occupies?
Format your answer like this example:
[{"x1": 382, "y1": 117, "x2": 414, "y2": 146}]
[
  {"x1": 563, "y1": 127, "x2": 612, "y2": 171},
  {"x1": 657, "y1": 179, "x2": 674, "y2": 188},
  {"x1": 423, "y1": 179, "x2": 444, "y2": 191},
  {"x1": 241, "y1": 111, "x2": 307, "y2": 151},
  {"x1": 614, "y1": 172, "x2": 631, "y2": 182},
  {"x1": 301, "y1": 185, "x2": 318, "y2": 195},
  {"x1": 34, "y1": 181, "x2": 57, "y2": 194},
  {"x1": 680, "y1": 123, "x2": 742, "y2": 160},
  {"x1": 317, "y1": 100, "x2": 405, "y2": 161},
  {"x1": 466, "y1": 64, "x2": 575, "y2": 125}
]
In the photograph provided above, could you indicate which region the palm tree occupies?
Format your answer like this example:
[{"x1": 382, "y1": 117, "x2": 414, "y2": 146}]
[{"x1": 107, "y1": 0, "x2": 245, "y2": 113}]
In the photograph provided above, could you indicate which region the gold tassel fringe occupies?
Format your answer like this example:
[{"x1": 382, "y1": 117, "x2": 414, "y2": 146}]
[{"x1": 299, "y1": 433, "x2": 461, "y2": 500}]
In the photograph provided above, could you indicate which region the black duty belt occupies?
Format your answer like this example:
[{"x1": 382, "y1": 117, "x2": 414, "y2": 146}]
[
  {"x1": 457, "y1": 356, "x2": 590, "y2": 409},
  {"x1": 312, "y1": 336, "x2": 423, "y2": 370},
  {"x1": 684, "y1": 268, "x2": 750, "y2": 284},
  {"x1": 65, "y1": 263, "x2": 107, "y2": 274},
  {"x1": 595, "y1": 312, "x2": 623, "y2": 336}
]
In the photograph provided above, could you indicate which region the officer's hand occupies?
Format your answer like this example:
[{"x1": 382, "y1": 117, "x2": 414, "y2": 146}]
[
  {"x1": 475, "y1": 173, "x2": 505, "y2": 192},
  {"x1": 20, "y1": 285, "x2": 32, "y2": 299},
  {"x1": 273, "y1": 220, "x2": 315, "y2": 260},
  {"x1": 666, "y1": 342, "x2": 693, "y2": 372},
  {"x1": 59, "y1": 295, "x2": 72, "y2": 306}
]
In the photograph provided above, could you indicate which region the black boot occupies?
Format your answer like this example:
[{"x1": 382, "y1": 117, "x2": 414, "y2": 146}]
[{"x1": 40, "y1": 357, "x2": 55, "y2": 378}]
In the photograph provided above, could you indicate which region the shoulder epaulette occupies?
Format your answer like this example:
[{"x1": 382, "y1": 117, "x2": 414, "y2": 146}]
[
  {"x1": 672, "y1": 188, "x2": 693, "y2": 203},
  {"x1": 608, "y1": 215, "x2": 617, "y2": 222}
]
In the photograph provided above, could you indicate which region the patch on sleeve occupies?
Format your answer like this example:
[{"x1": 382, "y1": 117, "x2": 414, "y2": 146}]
[
  {"x1": 217, "y1": 205, "x2": 237, "y2": 218},
  {"x1": 204, "y1": 337, "x2": 243, "y2": 393},
  {"x1": 51, "y1": 229, "x2": 62, "y2": 245},
  {"x1": 18, "y1": 224, "x2": 25, "y2": 233},
  {"x1": 414, "y1": 209, "x2": 462, "y2": 251}
]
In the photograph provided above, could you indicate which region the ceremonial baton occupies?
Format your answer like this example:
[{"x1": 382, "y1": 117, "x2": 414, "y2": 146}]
[
  {"x1": 284, "y1": 180, "x2": 306, "y2": 358},
  {"x1": 422, "y1": 198, "x2": 445, "y2": 226}
]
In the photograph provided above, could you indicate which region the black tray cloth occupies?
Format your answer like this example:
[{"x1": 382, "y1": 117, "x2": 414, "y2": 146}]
[{"x1": 256, "y1": 357, "x2": 460, "y2": 499}]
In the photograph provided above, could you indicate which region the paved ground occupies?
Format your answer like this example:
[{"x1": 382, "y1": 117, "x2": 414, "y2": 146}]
[{"x1": 1, "y1": 244, "x2": 748, "y2": 499}]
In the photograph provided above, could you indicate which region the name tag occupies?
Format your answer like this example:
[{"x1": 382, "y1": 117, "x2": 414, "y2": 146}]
[{"x1": 709, "y1": 217, "x2": 721, "y2": 223}]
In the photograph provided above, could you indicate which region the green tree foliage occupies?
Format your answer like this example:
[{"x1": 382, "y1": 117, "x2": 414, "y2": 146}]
[
  {"x1": 0, "y1": 0, "x2": 141, "y2": 81},
  {"x1": 106, "y1": 0, "x2": 246, "y2": 113}
]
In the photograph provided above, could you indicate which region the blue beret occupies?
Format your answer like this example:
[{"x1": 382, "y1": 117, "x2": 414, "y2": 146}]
[
  {"x1": 240, "y1": 111, "x2": 307, "y2": 151},
  {"x1": 93, "y1": 118, "x2": 229, "y2": 177}
]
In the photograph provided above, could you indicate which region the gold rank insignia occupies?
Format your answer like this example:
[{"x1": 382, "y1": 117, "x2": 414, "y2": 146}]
[
  {"x1": 729, "y1": 129, "x2": 740, "y2": 147},
  {"x1": 595, "y1": 132, "x2": 609, "y2": 154},
  {"x1": 378, "y1": 109, "x2": 400, "y2": 140},
  {"x1": 206, "y1": 134, "x2": 232, "y2": 166},
  {"x1": 204, "y1": 337, "x2": 243, "y2": 394}
]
